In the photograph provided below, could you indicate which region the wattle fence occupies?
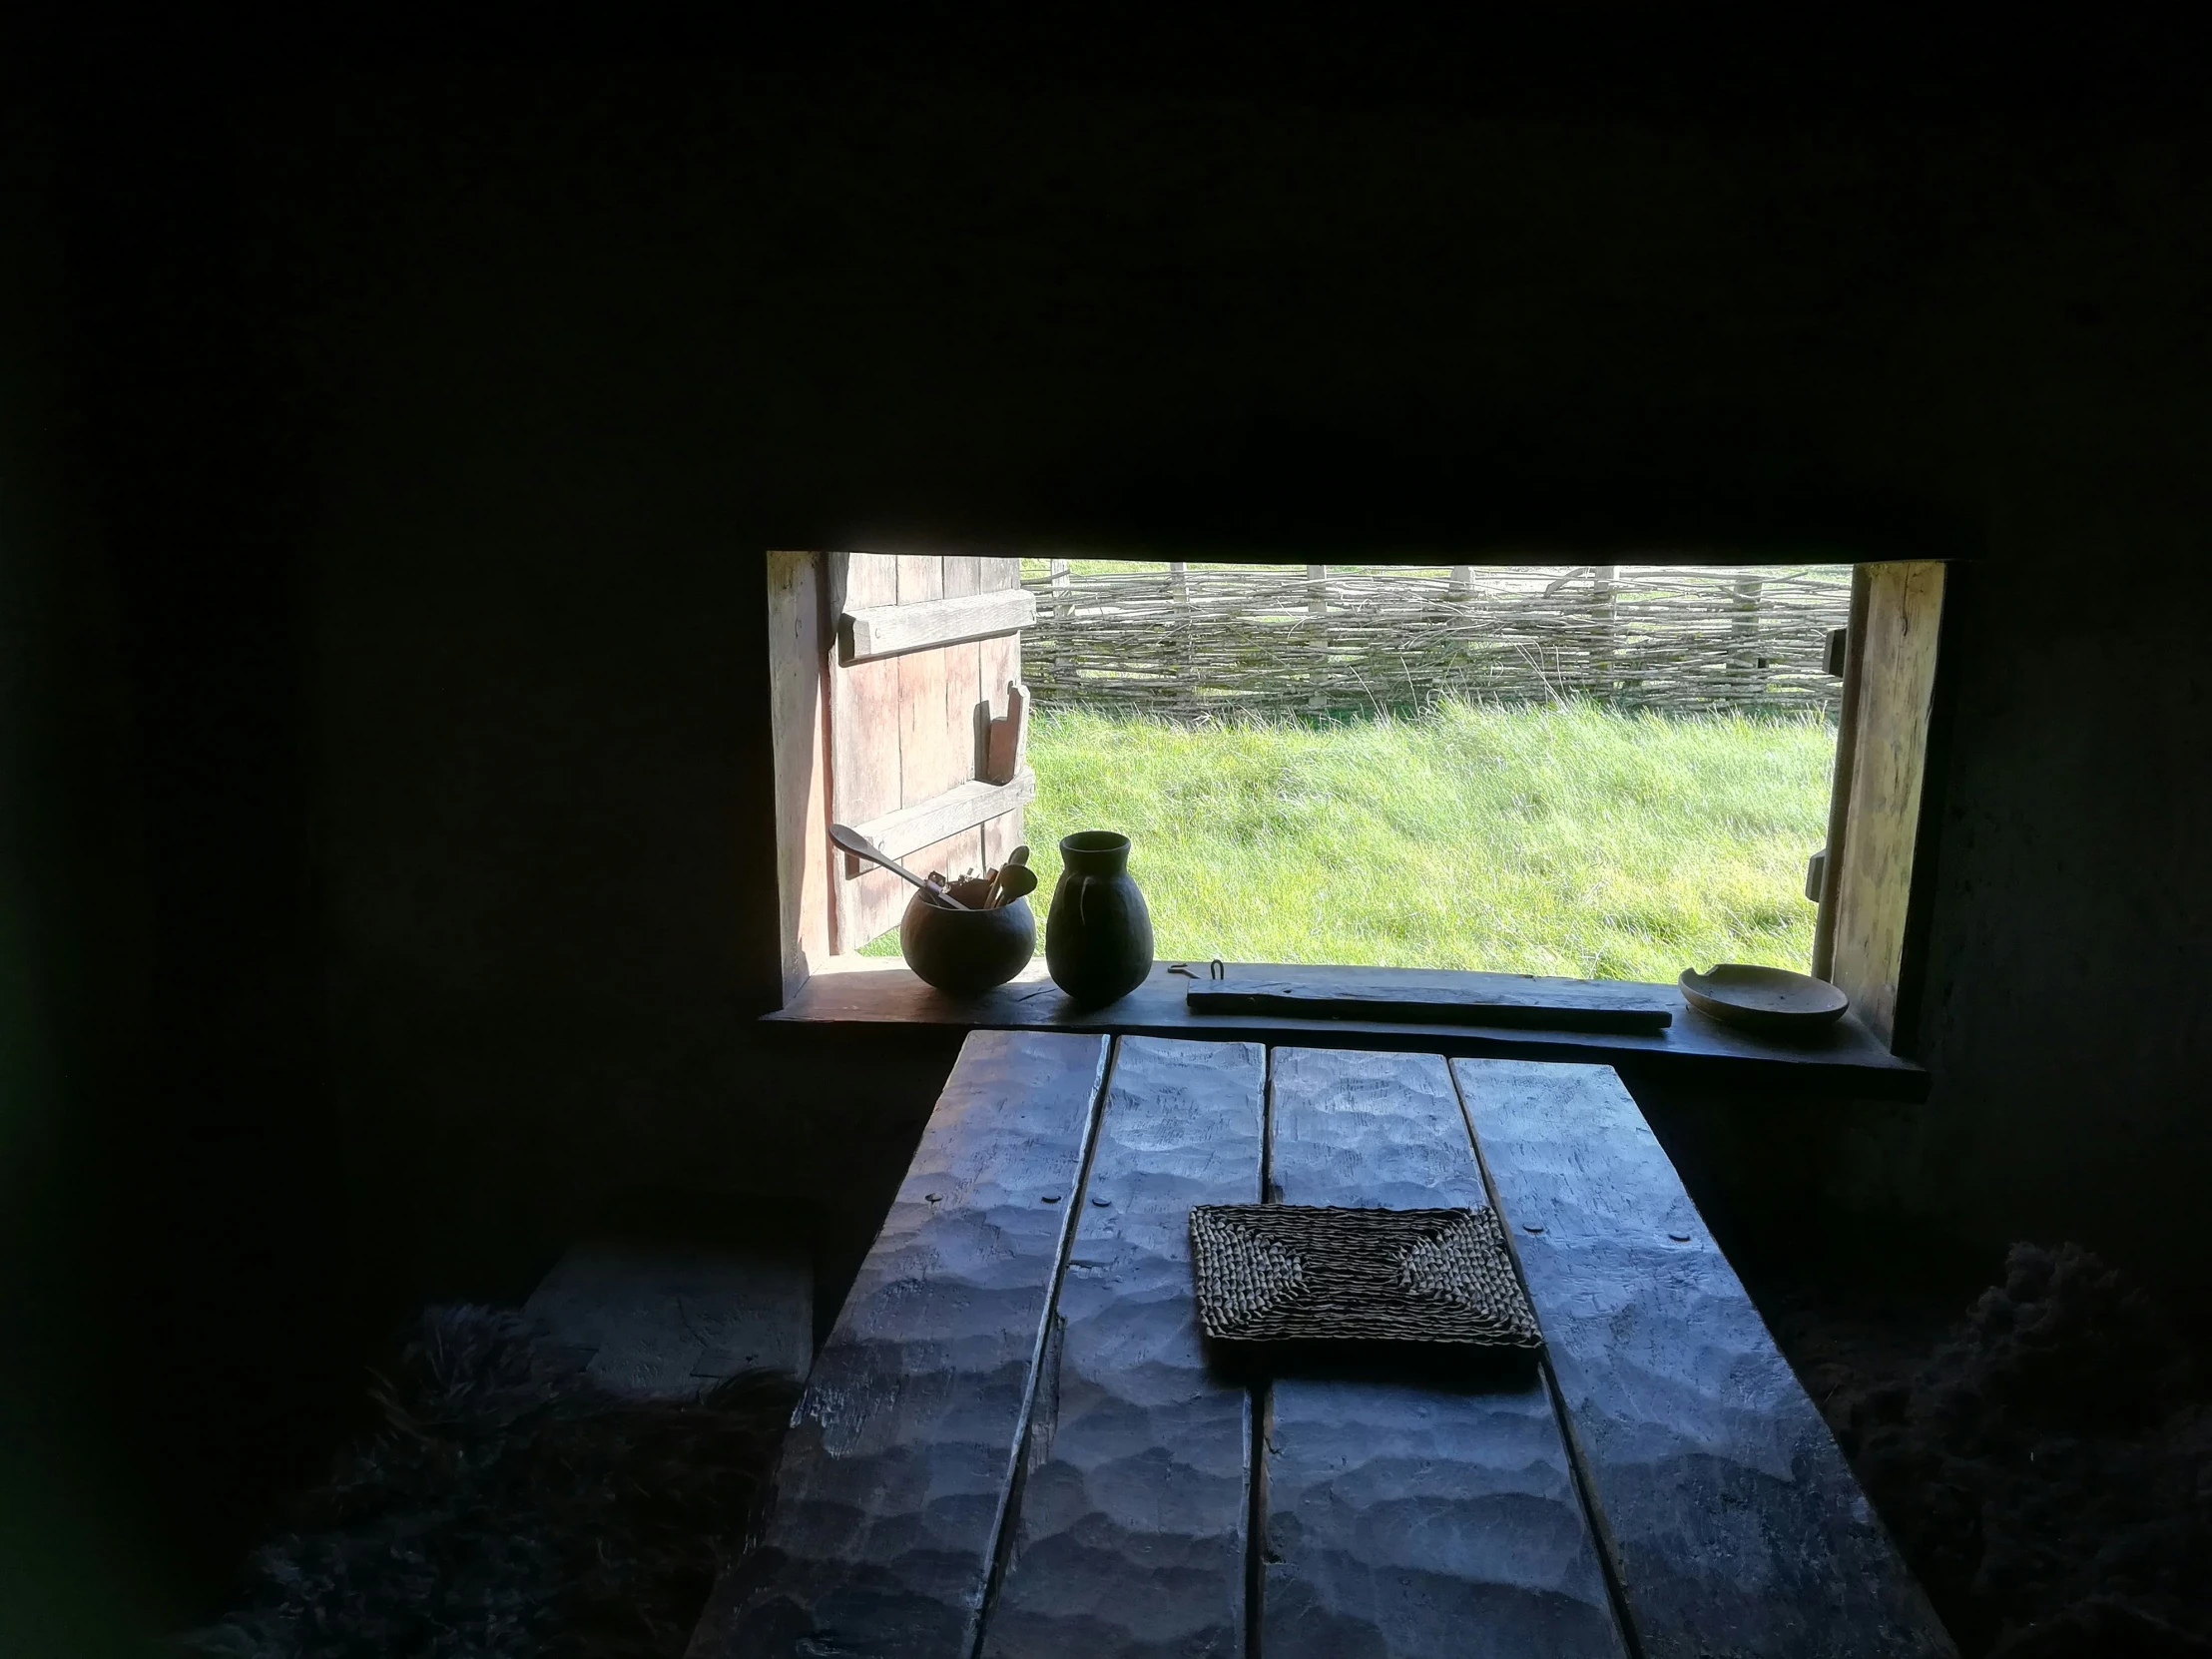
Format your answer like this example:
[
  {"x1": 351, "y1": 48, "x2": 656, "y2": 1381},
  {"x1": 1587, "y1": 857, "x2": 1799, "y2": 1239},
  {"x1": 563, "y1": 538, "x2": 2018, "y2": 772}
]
[{"x1": 1021, "y1": 562, "x2": 1851, "y2": 720}]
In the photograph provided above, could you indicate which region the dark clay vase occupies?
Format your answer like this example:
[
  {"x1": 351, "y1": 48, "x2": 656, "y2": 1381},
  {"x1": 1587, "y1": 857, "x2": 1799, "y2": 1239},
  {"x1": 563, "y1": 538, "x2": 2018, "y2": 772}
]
[
  {"x1": 1045, "y1": 830, "x2": 1154, "y2": 1007},
  {"x1": 900, "y1": 876, "x2": 1035, "y2": 996}
]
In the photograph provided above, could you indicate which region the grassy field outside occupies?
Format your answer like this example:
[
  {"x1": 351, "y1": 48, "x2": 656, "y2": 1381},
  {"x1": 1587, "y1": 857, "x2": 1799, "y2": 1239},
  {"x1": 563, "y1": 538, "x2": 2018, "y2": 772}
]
[{"x1": 965, "y1": 700, "x2": 1837, "y2": 982}]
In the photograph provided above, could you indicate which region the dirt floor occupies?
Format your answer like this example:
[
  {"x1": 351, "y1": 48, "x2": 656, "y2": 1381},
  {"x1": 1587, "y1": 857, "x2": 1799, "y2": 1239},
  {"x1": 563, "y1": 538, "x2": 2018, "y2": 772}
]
[{"x1": 1740, "y1": 1229, "x2": 2212, "y2": 1658}]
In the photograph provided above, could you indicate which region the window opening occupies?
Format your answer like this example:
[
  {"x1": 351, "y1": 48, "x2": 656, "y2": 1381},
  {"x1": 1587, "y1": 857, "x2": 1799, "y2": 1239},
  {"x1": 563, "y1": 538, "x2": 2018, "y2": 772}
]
[{"x1": 768, "y1": 554, "x2": 1943, "y2": 1051}]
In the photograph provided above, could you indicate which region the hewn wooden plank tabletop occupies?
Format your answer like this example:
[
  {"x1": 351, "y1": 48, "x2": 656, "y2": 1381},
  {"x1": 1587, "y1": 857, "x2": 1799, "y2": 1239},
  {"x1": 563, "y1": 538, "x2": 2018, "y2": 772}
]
[
  {"x1": 1261, "y1": 1047, "x2": 1626, "y2": 1659},
  {"x1": 1456, "y1": 1057, "x2": 1955, "y2": 1659},
  {"x1": 686, "y1": 1030, "x2": 1109, "y2": 1659},
  {"x1": 695, "y1": 1034, "x2": 1951, "y2": 1659},
  {"x1": 980, "y1": 1037, "x2": 1265, "y2": 1659}
]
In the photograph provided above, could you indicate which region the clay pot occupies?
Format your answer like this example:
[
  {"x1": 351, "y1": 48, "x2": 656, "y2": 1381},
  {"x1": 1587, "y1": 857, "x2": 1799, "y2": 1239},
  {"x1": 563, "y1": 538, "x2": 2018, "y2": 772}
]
[
  {"x1": 899, "y1": 876, "x2": 1035, "y2": 996},
  {"x1": 1044, "y1": 830, "x2": 1154, "y2": 1007}
]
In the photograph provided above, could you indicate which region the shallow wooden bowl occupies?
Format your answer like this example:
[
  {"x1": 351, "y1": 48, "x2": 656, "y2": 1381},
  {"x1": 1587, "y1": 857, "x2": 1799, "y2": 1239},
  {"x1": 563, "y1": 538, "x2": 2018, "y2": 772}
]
[{"x1": 1678, "y1": 964, "x2": 1850, "y2": 1035}]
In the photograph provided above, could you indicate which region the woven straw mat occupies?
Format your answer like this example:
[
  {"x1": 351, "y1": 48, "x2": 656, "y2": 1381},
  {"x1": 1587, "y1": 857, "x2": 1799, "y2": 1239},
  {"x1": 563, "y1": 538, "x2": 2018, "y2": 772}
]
[{"x1": 1188, "y1": 1204, "x2": 1544, "y2": 1349}]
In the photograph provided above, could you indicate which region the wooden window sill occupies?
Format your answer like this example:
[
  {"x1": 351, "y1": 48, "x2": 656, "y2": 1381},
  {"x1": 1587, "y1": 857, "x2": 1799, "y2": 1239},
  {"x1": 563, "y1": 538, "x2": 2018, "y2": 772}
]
[{"x1": 764, "y1": 959, "x2": 1929, "y2": 1100}]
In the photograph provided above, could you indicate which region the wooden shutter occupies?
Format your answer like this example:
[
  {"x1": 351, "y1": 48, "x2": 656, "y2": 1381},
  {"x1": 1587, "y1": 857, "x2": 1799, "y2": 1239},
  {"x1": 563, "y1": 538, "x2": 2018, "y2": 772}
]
[{"x1": 825, "y1": 555, "x2": 1034, "y2": 952}]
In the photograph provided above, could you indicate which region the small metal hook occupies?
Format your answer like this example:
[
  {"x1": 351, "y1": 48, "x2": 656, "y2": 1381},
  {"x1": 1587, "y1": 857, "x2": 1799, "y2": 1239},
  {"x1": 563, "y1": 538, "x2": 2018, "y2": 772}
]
[{"x1": 1169, "y1": 959, "x2": 1228, "y2": 980}]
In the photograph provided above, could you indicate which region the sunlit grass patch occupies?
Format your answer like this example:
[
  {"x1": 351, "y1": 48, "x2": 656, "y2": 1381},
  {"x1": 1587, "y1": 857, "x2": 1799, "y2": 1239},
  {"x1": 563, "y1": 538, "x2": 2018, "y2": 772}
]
[{"x1": 1008, "y1": 700, "x2": 1835, "y2": 981}]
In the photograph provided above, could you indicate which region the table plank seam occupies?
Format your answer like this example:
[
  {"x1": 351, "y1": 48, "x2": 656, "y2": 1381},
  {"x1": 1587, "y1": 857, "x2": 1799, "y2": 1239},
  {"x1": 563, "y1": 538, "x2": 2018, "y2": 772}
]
[
  {"x1": 1246, "y1": 1381, "x2": 1273, "y2": 1659},
  {"x1": 967, "y1": 1035, "x2": 1123, "y2": 1659},
  {"x1": 1243, "y1": 1043, "x2": 1280, "y2": 1659}
]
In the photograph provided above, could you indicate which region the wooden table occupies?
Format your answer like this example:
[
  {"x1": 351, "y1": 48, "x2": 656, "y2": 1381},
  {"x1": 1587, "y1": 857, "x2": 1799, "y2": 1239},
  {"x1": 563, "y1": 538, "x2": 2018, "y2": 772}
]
[{"x1": 689, "y1": 1032, "x2": 1954, "y2": 1659}]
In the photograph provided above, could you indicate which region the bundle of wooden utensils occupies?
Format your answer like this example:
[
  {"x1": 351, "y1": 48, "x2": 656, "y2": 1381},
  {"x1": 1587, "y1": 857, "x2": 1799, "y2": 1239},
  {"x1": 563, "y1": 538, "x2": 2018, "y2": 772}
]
[
  {"x1": 974, "y1": 849, "x2": 1037, "y2": 909},
  {"x1": 828, "y1": 824, "x2": 1036, "y2": 910}
]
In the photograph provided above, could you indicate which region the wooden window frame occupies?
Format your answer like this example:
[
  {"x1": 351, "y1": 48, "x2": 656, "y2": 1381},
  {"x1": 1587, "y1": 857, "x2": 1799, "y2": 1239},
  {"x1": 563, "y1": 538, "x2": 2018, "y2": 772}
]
[
  {"x1": 1812, "y1": 559, "x2": 1954, "y2": 1055},
  {"x1": 768, "y1": 554, "x2": 1952, "y2": 1057}
]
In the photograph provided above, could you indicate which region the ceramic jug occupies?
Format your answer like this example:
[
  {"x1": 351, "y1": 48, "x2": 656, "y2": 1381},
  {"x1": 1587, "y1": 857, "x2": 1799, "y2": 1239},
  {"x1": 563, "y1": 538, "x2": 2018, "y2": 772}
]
[{"x1": 1045, "y1": 830, "x2": 1154, "y2": 1006}]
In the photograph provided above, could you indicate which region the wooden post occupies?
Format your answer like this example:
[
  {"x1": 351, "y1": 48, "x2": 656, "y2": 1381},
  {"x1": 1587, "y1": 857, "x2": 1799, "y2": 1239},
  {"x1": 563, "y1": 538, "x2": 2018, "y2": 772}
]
[
  {"x1": 1443, "y1": 565, "x2": 1478, "y2": 683},
  {"x1": 1168, "y1": 561, "x2": 1194, "y2": 714},
  {"x1": 1591, "y1": 564, "x2": 1618, "y2": 701},
  {"x1": 1306, "y1": 564, "x2": 1331, "y2": 713},
  {"x1": 1731, "y1": 571, "x2": 1764, "y2": 699},
  {"x1": 1048, "y1": 557, "x2": 1072, "y2": 622}
]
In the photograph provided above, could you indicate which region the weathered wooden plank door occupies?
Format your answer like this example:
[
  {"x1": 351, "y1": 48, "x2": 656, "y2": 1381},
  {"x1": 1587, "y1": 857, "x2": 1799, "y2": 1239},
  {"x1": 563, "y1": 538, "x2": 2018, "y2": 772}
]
[
  {"x1": 687, "y1": 1030, "x2": 1110, "y2": 1659},
  {"x1": 828, "y1": 554, "x2": 1032, "y2": 951},
  {"x1": 1455, "y1": 1056, "x2": 1955, "y2": 1659},
  {"x1": 979, "y1": 1036, "x2": 1265, "y2": 1658},
  {"x1": 1260, "y1": 1047, "x2": 1627, "y2": 1659}
]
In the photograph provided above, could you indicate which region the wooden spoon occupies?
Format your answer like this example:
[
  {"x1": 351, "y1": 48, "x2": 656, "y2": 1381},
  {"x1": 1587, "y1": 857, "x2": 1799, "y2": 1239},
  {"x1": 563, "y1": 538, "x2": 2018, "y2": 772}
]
[
  {"x1": 990, "y1": 863, "x2": 1039, "y2": 907},
  {"x1": 828, "y1": 824, "x2": 969, "y2": 909},
  {"x1": 982, "y1": 844, "x2": 1032, "y2": 908}
]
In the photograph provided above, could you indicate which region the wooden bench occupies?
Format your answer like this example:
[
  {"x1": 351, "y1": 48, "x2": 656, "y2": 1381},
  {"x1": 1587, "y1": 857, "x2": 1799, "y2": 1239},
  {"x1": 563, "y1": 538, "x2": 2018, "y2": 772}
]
[{"x1": 690, "y1": 1030, "x2": 1954, "y2": 1659}]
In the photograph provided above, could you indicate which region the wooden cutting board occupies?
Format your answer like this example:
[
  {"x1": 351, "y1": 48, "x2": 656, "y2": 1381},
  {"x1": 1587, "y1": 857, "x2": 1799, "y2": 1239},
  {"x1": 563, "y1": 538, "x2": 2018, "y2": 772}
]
[{"x1": 1187, "y1": 976, "x2": 1673, "y2": 1034}]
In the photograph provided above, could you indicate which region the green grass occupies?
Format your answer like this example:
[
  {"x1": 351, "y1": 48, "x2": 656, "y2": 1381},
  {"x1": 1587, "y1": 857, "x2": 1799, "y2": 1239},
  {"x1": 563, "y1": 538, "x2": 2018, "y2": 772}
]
[{"x1": 1002, "y1": 700, "x2": 1836, "y2": 982}]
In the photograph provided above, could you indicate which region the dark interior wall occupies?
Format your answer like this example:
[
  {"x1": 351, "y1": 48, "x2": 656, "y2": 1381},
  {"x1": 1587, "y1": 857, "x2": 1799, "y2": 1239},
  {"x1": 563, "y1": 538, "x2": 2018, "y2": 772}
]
[
  {"x1": 245, "y1": 79, "x2": 789, "y2": 1307},
  {"x1": 4, "y1": 58, "x2": 356, "y2": 1625},
  {"x1": 245, "y1": 61, "x2": 2212, "y2": 1300},
  {"x1": 1914, "y1": 529, "x2": 2212, "y2": 1271},
  {"x1": 0, "y1": 82, "x2": 155, "y2": 1654}
]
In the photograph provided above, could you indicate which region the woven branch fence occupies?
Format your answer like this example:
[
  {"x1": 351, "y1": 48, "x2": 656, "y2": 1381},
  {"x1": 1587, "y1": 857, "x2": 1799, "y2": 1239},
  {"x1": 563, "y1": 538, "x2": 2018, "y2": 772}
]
[{"x1": 1022, "y1": 562, "x2": 1851, "y2": 720}]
